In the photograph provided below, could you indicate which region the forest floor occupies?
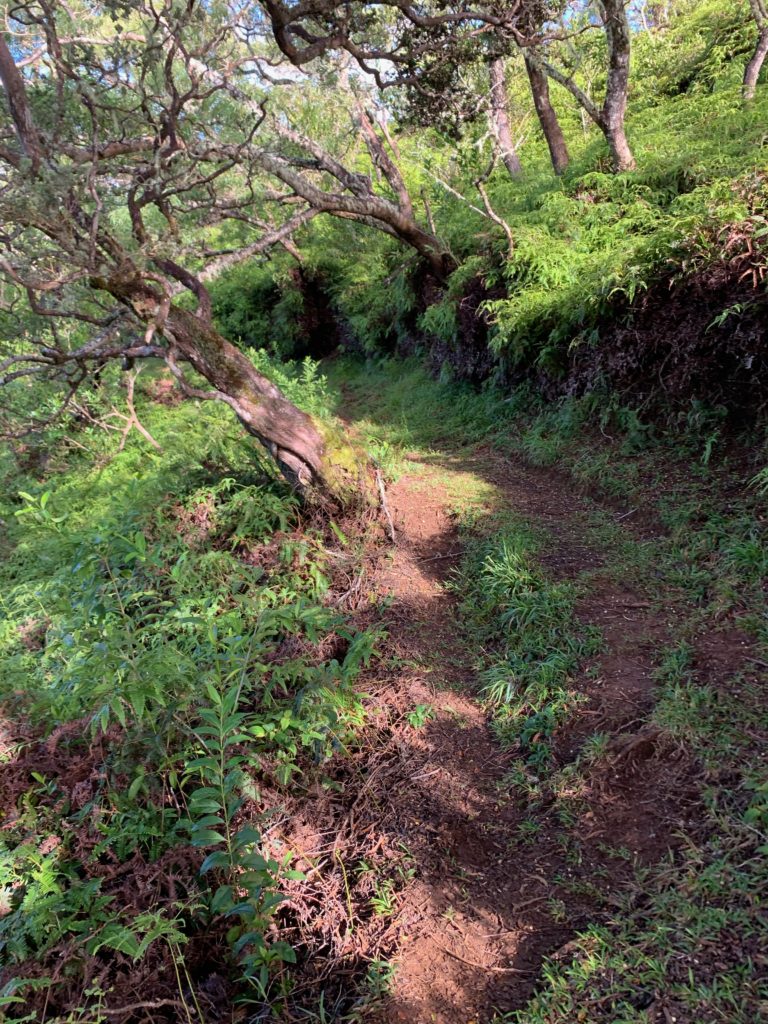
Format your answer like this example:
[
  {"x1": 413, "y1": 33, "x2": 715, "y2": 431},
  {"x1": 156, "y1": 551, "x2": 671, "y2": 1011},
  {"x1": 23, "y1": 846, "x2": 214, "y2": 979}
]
[
  {"x1": 1, "y1": 361, "x2": 764, "y2": 1024},
  {"x1": 268, "y1": 367, "x2": 764, "y2": 1024},
  {"x1": 342, "y1": 450, "x2": 694, "y2": 1023}
]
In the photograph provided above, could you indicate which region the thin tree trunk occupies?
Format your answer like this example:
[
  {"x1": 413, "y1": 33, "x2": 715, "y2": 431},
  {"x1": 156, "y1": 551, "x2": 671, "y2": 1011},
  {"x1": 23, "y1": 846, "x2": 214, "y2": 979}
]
[
  {"x1": 601, "y1": 0, "x2": 636, "y2": 171},
  {"x1": 527, "y1": 0, "x2": 635, "y2": 173},
  {"x1": 489, "y1": 57, "x2": 523, "y2": 178},
  {"x1": 523, "y1": 53, "x2": 570, "y2": 175},
  {"x1": 0, "y1": 34, "x2": 44, "y2": 172},
  {"x1": 744, "y1": 26, "x2": 768, "y2": 100},
  {"x1": 605, "y1": 121, "x2": 635, "y2": 173},
  {"x1": 100, "y1": 275, "x2": 371, "y2": 505}
]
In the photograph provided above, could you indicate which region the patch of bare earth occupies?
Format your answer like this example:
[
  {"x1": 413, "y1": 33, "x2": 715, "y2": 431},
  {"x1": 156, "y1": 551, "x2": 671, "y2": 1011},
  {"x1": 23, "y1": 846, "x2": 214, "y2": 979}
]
[{"x1": 308, "y1": 455, "x2": 699, "y2": 1024}]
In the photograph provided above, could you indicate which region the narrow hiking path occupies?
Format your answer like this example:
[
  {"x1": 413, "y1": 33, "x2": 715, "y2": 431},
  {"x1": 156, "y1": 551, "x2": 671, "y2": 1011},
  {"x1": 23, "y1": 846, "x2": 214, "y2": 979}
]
[
  {"x1": 345, "y1": 446, "x2": 698, "y2": 1023},
  {"x1": 270, "y1": 376, "x2": 757, "y2": 1024},
  {"x1": 266, "y1": 373, "x2": 763, "y2": 1024}
]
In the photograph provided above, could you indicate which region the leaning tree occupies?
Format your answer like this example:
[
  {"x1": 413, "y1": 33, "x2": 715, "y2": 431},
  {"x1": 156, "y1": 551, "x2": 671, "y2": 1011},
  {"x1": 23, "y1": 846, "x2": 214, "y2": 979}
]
[{"x1": 0, "y1": 0, "x2": 451, "y2": 503}]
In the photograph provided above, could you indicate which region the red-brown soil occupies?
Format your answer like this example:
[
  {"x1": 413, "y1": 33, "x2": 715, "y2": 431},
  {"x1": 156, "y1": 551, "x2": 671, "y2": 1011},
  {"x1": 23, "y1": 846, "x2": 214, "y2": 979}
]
[{"x1": 350, "y1": 458, "x2": 692, "y2": 1024}]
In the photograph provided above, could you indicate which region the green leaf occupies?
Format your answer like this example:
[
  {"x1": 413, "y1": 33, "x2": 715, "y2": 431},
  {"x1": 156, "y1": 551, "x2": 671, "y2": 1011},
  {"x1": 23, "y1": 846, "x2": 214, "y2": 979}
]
[
  {"x1": 200, "y1": 851, "x2": 231, "y2": 875},
  {"x1": 131, "y1": 689, "x2": 146, "y2": 721},
  {"x1": 260, "y1": 892, "x2": 287, "y2": 912},
  {"x1": 233, "y1": 826, "x2": 262, "y2": 849},
  {"x1": 223, "y1": 733, "x2": 254, "y2": 747},
  {"x1": 329, "y1": 520, "x2": 348, "y2": 546},
  {"x1": 233, "y1": 933, "x2": 266, "y2": 954},
  {"x1": 205, "y1": 682, "x2": 222, "y2": 706},
  {"x1": 272, "y1": 941, "x2": 297, "y2": 963},
  {"x1": 225, "y1": 901, "x2": 257, "y2": 919},
  {"x1": 211, "y1": 885, "x2": 235, "y2": 914},
  {"x1": 127, "y1": 773, "x2": 146, "y2": 801},
  {"x1": 110, "y1": 698, "x2": 127, "y2": 728},
  {"x1": 189, "y1": 799, "x2": 222, "y2": 815},
  {"x1": 185, "y1": 756, "x2": 218, "y2": 772},
  {"x1": 192, "y1": 814, "x2": 225, "y2": 828},
  {"x1": 226, "y1": 797, "x2": 245, "y2": 819},
  {"x1": 190, "y1": 786, "x2": 222, "y2": 803},
  {"x1": 238, "y1": 852, "x2": 271, "y2": 872},
  {"x1": 193, "y1": 724, "x2": 223, "y2": 738},
  {"x1": 88, "y1": 924, "x2": 140, "y2": 958},
  {"x1": 233, "y1": 930, "x2": 266, "y2": 956},
  {"x1": 190, "y1": 828, "x2": 227, "y2": 847}
]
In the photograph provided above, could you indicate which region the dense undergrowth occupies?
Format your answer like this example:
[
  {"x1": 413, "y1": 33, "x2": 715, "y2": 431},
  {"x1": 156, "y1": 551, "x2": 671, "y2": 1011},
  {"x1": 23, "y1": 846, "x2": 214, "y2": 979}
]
[
  {"x1": 2, "y1": 350, "x2": 766, "y2": 1021},
  {"x1": 0, "y1": 363, "x2": 377, "y2": 1020}
]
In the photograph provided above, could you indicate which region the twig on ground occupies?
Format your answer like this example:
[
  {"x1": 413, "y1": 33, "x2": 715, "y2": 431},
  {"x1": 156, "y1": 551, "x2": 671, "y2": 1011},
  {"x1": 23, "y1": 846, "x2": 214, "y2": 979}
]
[
  {"x1": 418, "y1": 550, "x2": 462, "y2": 562},
  {"x1": 433, "y1": 939, "x2": 534, "y2": 974},
  {"x1": 101, "y1": 1000, "x2": 188, "y2": 1016},
  {"x1": 376, "y1": 467, "x2": 396, "y2": 543}
]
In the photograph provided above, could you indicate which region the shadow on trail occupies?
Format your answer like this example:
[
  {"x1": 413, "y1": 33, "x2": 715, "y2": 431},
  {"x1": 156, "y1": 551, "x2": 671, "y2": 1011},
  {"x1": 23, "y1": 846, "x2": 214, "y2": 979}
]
[
  {"x1": 270, "y1": 381, "x2": 699, "y2": 1023},
  {"x1": 276, "y1": 426, "x2": 693, "y2": 1023}
]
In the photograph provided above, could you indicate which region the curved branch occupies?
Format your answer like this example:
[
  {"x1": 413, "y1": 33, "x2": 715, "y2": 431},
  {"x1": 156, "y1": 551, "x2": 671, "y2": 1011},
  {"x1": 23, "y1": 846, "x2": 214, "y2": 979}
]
[
  {"x1": 197, "y1": 209, "x2": 317, "y2": 281},
  {"x1": 525, "y1": 48, "x2": 603, "y2": 128}
]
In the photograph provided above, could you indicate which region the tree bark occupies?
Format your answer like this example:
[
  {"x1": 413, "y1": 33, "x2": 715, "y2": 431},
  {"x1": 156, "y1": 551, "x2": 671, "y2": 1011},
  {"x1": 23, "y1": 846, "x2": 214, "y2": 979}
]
[
  {"x1": 601, "y1": 0, "x2": 636, "y2": 171},
  {"x1": 744, "y1": 26, "x2": 768, "y2": 100},
  {"x1": 253, "y1": 149, "x2": 454, "y2": 281},
  {"x1": 489, "y1": 58, "x2": 523, "y2": 178},
  {"x1": 523, "y1": 52, "x2": 569, "y2": 175},
  {"x1": 354, "y1": 101, "x2": 417, "y2": 216},
  {"x1": 0, "y1": 34, "x2": 44, "y2": 172},
  {"x1": 100, "y1": 274, "x2": 371, "y2": 506},
  {"x1": 604, "y1": 122, "x2": 635, "y2": 173}
]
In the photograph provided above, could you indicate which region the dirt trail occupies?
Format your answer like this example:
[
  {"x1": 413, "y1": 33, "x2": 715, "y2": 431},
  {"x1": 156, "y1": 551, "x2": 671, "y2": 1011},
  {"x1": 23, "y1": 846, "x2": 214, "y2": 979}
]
[{"x1": 357, "y1": 452, "x2": 694, "y2": 1024}]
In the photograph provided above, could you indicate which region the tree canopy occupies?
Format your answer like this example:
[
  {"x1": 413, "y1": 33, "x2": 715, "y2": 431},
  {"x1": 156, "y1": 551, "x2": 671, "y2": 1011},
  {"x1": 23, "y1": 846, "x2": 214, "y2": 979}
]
[{"x1": 1, "y1": 0, "x2": 767, "y2": 496}]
